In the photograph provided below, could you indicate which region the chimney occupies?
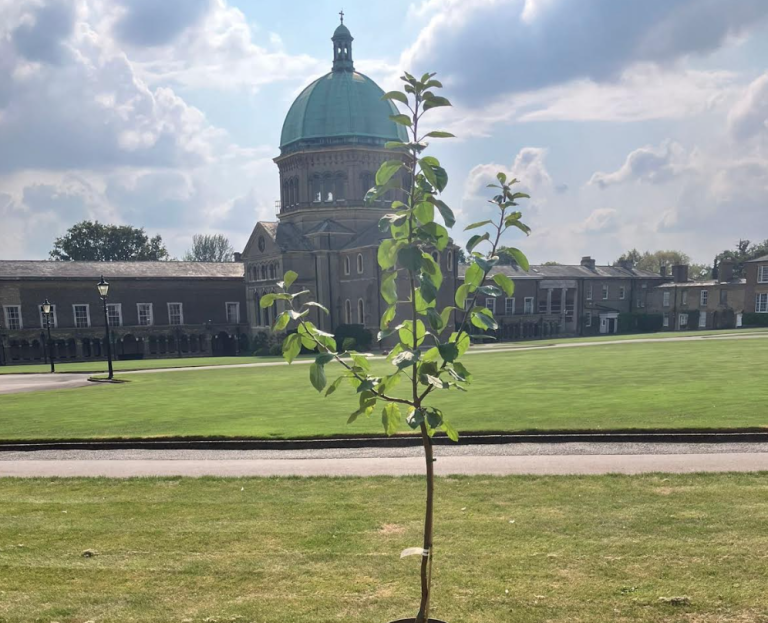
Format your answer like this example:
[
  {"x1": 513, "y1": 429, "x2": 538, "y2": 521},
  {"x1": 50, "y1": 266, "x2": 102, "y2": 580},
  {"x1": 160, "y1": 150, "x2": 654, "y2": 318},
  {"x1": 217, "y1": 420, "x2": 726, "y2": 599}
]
[
  {"x1": 660, "y1": 265, "x2": 667, "y2": 277},
  {"x1": 618, "y1": 259, "x2": 634, "y2": 271},
  {"x1": 581, "y1": 256, "x2": 596, "y2": 270},
  {"x1": 672, "y1": 264, "x2": 689, "y2": 283},
  {"x1": 719, "y1": 260, "x2": 734, "y2": 283},
  {"x1": 233, "y1": 252, "x2": 242, "y2": 262}
]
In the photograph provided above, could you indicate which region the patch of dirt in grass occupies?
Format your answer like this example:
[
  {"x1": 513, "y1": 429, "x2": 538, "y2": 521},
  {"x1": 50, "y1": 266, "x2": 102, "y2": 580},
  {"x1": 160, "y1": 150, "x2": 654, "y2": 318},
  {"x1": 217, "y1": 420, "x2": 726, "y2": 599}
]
[{"x1": 378, "y1": 523, "x2": 406, "y2": 535}]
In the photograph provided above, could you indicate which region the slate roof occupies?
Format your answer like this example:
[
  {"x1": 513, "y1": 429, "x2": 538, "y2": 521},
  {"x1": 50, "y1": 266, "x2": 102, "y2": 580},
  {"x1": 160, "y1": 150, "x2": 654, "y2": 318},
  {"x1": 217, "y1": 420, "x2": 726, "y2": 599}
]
[
  {"x1": 747, "y1": 254, "x2": 768, "y2": 263},
  {"x1": 0, "y1": 261, "x2": 244, "y2": 280},
  {"x1": 657, "y1": 278, "x2": 746, "y2": 288},
  {"x1": 342, "y1": 222, "x2": 387, "y2": 250},
  {"x1": 458, "y1": 263, "x2": 664, "y2": 280},
  {"x1": 305, "y1": 219, "x2": 355, "y2": 235}
]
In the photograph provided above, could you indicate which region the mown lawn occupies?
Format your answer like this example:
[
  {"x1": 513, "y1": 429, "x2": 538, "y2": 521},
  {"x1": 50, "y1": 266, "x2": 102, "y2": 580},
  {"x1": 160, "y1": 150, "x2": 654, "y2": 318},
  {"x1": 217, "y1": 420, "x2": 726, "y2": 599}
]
[
  {"x1": 0, "y1": 474, "x2": 766, "y2": 622},
  {"x1": 0, "y1": 338, "x2": 766, "y2": 440}
]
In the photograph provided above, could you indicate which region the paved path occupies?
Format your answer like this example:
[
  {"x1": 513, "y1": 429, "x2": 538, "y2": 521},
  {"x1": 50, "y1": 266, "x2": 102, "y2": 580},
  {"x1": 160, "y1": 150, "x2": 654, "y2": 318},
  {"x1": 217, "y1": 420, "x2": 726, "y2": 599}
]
[
  {"x1": 3, "y1": 443, "x2": 768, "y2": 477},
  {"x1": 0, "y1": 373, "x2": 93, "y2": 395}
]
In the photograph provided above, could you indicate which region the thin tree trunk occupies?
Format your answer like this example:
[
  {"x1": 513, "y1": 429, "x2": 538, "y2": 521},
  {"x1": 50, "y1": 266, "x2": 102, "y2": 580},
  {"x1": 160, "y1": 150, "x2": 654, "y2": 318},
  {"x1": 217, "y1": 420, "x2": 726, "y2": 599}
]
[{"x1": 416, "y1": 423, "x2": 434, "y2": 623}]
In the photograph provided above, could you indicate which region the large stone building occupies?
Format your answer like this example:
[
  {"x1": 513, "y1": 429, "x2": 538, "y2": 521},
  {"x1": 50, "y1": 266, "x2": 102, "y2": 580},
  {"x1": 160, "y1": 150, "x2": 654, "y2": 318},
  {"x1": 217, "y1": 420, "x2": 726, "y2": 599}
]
[{"x1": 241, "y1": 18, "x2": 457, "y2": 337}]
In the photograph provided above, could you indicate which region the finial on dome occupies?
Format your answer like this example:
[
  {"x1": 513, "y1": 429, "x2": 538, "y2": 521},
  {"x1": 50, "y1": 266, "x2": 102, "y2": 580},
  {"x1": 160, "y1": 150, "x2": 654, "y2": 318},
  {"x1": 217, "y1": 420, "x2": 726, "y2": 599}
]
[{"x1": 332, "y1": 13, "x2": 354, "y2": 72}]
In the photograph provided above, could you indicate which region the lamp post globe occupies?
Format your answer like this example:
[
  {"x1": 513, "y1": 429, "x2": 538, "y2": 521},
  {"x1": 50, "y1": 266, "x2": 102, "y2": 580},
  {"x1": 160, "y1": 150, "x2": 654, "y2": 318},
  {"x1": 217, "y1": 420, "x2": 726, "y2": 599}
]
[
  {"x1": 98, "y1": 276, "x2": 114, "y2": 380},
  {"x1": 40, "y1": 298, "x2": 55, "y2": 373}
]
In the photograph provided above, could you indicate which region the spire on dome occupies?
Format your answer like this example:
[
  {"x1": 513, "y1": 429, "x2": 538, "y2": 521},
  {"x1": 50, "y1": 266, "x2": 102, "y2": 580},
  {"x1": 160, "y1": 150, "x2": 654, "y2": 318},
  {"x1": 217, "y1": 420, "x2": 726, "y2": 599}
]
[{"x1": 332, "y1": 14, "x2": 354, "y2": 72}]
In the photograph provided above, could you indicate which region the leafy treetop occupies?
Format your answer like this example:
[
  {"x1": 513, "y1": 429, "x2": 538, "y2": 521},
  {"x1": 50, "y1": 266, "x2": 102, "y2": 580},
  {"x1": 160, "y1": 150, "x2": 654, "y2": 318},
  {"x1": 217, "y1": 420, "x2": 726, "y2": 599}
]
[
  {"x1": 50, "y1": 221, "x2": 169, "y2": 262},
  {"x1": 183, "y1": 234, "x2": 235, "y2": 262}
]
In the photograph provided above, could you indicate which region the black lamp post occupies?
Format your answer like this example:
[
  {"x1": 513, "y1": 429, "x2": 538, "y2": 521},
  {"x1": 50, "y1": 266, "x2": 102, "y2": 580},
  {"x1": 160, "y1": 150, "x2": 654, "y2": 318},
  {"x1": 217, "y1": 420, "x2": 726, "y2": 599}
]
[
  {"x1": 97, "y1": 276, "x2": 114, "y2": 380},
  {"x1": 41, "y1": 299, "x2": 55, "y2": 373}
]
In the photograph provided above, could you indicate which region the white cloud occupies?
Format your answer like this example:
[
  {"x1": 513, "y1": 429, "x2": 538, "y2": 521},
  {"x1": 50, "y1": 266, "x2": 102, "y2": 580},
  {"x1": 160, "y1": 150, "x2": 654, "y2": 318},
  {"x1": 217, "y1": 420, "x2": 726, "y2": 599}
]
[
  {"x1": 576, "y1": 208, "x2": 618, "y2": 234},
  {"x1": 589, "y1": 141, "x2": 687, "y2": 189},
  {"x1": 727, "y1": 71, "x2": 768, "y2": 142},
  {"x1": 464, "y1": 147, "x2": 554, "y2": 199}
]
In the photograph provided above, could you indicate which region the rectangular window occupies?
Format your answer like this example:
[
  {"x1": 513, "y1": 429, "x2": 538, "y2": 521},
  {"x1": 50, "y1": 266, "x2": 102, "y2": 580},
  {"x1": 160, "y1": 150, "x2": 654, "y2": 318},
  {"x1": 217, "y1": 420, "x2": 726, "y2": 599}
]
[
  {"x1": 619, "y1": 286, "x2": 626, "y2": 300},
  {"x1": 524, "y1": 297, "x2": 534, "y2": 315},
  {"x1": 586, "y1": 314, "x2": 592, "y2": 328},
  {"x1": 73, "y1": 304, "x2": 91, "y2": 328},
  {"x1": 759, "y1": 265, "x2": 768, "y2": 283},
  {"x1": 107, "y1": 304, "x2": 122, "y2": 327},
  {"x1": 485, "y1": 297, "x2": 496, "y2": 314},
  {"x1": 3, "y1": 305, "x2": 22, "y2": 330},
  {"x1": 679, "y1": 314, "x2": 688, "y2": 328},
  {"x1": 682, "y1": 290, "x2": 688, "y2": 306},
  {"x1": 602, "y1": 284, "x2": 609, "y2": 300},
  {"x1": 168, "y1": 303, "x2": 184, "y2": 326},
  {"x1": 586, "y1": 284, "x2": 593, "y2": 301},
  {"x1": 699, "y1": 311, "x2": 707, "y2": 328},
  {"x1": 663, "y1": 314, "x2": 670, "y2": 328},
  {"x1": 226, "y1": 302, "x2": 240, "y2": 324},
  {"x1": 505, "y1": 297, "x2": 515, "y2": 315},
  {"x1": 538, "y1": 297, "x2": 548, "y2": 313},
  {"x1": 38, "y1": 304, "x2": 58, "y2": 329},
  {"x1": 137, "y1": 303, "x2": 154, "y2": 326},
  {"x1": 663, "y1": 291, "x2": 670, "y2": 307},
  {"x1": 700, "y1": 290, "x2": 708, "y2": 307},
  {"x1": 757, "y1": 293, "x2": 768, "y2": 313},
  {"x1": 720, "y1": 290, "x2": 728, "y2": 305}
]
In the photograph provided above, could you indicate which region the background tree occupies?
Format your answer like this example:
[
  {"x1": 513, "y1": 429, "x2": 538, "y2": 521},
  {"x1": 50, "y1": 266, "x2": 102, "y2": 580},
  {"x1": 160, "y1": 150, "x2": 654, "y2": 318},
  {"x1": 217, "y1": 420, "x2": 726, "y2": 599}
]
[
  {"x1": 614, "y1": 249, "x2": 691, "y2": 272},
  {"x1": 715, "y1": 239, "x2": 768, "y2": 277},
  {"x1": 183, "y1": 234, "x2": 235, "y2": 262},
  {"x1": 50, "y1": 221, "x2": 168, "y2": 261}
]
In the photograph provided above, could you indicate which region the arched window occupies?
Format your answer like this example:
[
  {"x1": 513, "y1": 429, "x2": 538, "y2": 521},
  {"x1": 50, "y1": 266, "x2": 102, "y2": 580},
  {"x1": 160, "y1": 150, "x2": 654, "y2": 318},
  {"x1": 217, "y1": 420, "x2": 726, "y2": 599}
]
[
  {"x1": 291, "y1": 178, "x2": 299, "y2": 205},
  {"x1": 269, "y1": 264, "x2": 276, "y2": 279},
  {"x1": 357, "y1": 253, "x2": 364, "y2": 274},
  {"x1": 447, "y1": 250, "x2": 454, "y2": 271},
  {"x1": 282, "y1": 182, "x2": 289, "y2": 207},
  {"x1": 344, "y1": 256, "x2": 351, "y2": 275},
  {"x1": 261, "y1": 265, "x2": 267, "y2": 280},
  {"x1": 345, "y1": 299, "x2": 352, "y2": 324},
  {"x1": 334, "y1": 174, "x2": 346, "y2": 201},
  {"x1": 323, "y1": 175, "x2": 334, "y2": 202},
  {"x1": 357, "y1": 299, "x2": 365, "y2": 325},
  {"x1": 431, "y1": 251, "x2": 439, "y2": 263},
  {"x1": 311, "y1": 176, "x2": 322, "y2": 202},
  {"x1": 361, "y1": 172, "x2": 374, "y2": 201}
]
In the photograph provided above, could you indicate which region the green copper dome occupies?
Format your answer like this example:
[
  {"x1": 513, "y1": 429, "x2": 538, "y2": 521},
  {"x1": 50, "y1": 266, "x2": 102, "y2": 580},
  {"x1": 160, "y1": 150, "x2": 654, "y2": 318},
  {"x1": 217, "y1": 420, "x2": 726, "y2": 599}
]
[{"x1": 279, "y1": 19, "x2": 408, "y2": 154}]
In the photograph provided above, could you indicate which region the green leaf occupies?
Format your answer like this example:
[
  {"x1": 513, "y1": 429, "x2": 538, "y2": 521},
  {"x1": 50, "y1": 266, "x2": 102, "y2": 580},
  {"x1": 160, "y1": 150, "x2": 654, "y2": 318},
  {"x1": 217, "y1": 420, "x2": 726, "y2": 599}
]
[
  {"x1": 440, "y1": 306, "x2": 454, "y2": 333},
  {"x1": 467, "y1": 232, "x2": 490, "y2": 253},
  {"x1": 309, "y1": 363, "x2": 326, "y2": 392},
  {"x1": 450, "y1": 331, "x2": 471, "y2": 357},
  {"x1": 392, "y1": 349, "x2": 419, "y2": 370},
  {"x1": 471, "y1": 308, "x2": 498, "y2": 331},
  {"x1": 432, "y1": 166, "x2": 448, "y2": 192},
  {"x1": 422, "y1": 346, "x2": 440, "y2": 362},
  {"x1": 497, "y1": 172, "x2": 507, "y2": 185},
  {"x1": 423, "y1": 95, "x2": 452, "y2": 110},
  {"x1": 382, "y1": 91, "x2": 408, "y2": 104},
  {"x1": 424, "y1": 79, "x2": 443, "y2": 89},
  {"x1": 398, "y1": 319, "x2": 426, "y2": 348},
  {"x1": 398, "y1": 246, "x2": 423, "y2": 272},
  {"x1": 442, "y1": 420, "x2": 459, "y2": 442},
  {"x1": 406, "y1": 408, "x2": 424, "y2": 429},
  {"x1": 504, "y1": 216, "x2": 532, "y2": 236},
  {"x1": 325, "y1": 375, "x2": 345, "y2": 397},
  {"x1": 302, "y1": 301, "x2": 330, "y2": 315},
  {"x1": 500, "y1": 247, "x2": 530, "y2": 271},
  {"x1": 475, "y1": 256, "x2": 498, "y2": 273},
  {"x1": 376, "y1": 160, "x2": 404, "y2": 186},
  {"x1": 389, "y1": 114, "x2": 412, "y2": 127},
  {"x1": 351, "y1": 354, "x2": 371, "y2": 372},
  {"x1": 420, "y1": 274, "x2": 438, "y2": 304},
  {"x1": 381, "y1": 271, "x2": 398, "y2": 305},
  {"x1": 378, "y1": 239, "x2": 401, "y2": 270},
  {"x1": 423, "y1": 131, "x2": 455, "y2": 139},
  {"x1": 438, "y1": 342, "x2": 459, "y2": 363},
  {"x1": 429, "y1": 198, "x2": 456, "y2": 228},
  {"x1": 478, "y1": 285, "x2": 502, "y2": 297},
  {"x1": 420, "y1": 253, "x2": 443, "y2": 288},
  {"x1": 283, "y1": 270, "x2": 298, "y2": 289},
  {"x1": 413, "y1": 202, "x2": 434, "y2": 224},
  {"x1": 273, "y1": 311, "x2": 290, "y2": 331},
  {"x1": 282, "y1": 333, "x2": 301, "y2": 364},
  {"x1": 453, "y1": 361, "x2": 472, "y2": 383},
  {"x1": 493, "y1": 273, "x2": 515, "y2": 297},
  {"x1": 455, "y1": 283, "x2": 471, "y2": 308},
  {"x1": 464, "y1": 262, "x2": 484, "y2": 288},
  {"x1": 464, "y1": 220, "x2": 492, "y2": 231},
  {"x1": 382, "y1": 403, "x2": 402, "y2": 436},
  {"x1": 315, "y1": 353, "x2": 334, "y2": 365},
  {"x1": 260, "y1": 293, "x2": 277, "y2": 308},
  {"x1": 421, "y1": 222, "x2": 449, "y2": 251},
  {"x1": 426, "y1": 307, "x2": 445, "y2": 332},
  {"x1": 380, "y1": 304, "x2": 397, "y2": 330}
]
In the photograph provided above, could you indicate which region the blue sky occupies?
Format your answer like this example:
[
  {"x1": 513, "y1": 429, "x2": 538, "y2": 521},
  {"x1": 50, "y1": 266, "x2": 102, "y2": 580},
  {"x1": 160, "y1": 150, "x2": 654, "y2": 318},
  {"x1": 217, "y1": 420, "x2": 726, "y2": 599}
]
[{"x1": 1, "y1": 0, "x2": 767, "y2": 265}]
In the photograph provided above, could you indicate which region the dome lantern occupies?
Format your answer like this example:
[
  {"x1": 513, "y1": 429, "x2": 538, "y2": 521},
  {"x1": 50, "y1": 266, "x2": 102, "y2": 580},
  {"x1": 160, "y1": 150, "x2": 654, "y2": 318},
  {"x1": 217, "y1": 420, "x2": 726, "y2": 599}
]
[{"x1": 332, "y1": 11, "x2": 354, "y2": 72}]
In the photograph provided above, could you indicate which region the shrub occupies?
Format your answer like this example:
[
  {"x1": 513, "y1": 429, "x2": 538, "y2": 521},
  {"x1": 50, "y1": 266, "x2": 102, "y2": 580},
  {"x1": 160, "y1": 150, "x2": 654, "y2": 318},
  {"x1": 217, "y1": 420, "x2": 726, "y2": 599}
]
[
  {"x1": 743, "y1": 312, "x2": 768, "y2": 327},
  {"x1": 334, "y1": 324, "x2": 373, "y2": 351},
  {"x1": 618, "y1": 312, "x2": 664, "y2": 333}
]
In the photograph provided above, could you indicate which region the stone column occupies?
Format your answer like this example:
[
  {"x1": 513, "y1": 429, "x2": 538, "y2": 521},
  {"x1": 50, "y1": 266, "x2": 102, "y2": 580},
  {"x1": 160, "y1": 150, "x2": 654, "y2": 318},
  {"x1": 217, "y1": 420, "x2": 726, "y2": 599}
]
[{"x1": 546, "y1": 288, "x2": 552, "y2": 315}]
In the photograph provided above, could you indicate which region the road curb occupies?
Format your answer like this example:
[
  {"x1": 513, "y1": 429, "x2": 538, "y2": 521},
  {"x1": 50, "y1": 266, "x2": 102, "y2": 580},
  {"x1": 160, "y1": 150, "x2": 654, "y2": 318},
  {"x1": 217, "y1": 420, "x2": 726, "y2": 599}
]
[{"x1": 3, "y1": 430, "x2": 768, "y2": 452}]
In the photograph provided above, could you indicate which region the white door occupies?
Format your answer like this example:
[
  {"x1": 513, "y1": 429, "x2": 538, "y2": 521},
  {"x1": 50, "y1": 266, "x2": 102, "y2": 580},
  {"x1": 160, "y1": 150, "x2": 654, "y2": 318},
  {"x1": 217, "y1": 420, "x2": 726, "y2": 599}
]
[
  {"x1": 737, "y1": 313, "x2": 743, "y2": 328},
  {"x1": 699, "y1": 311, "x2": 707, "y2": 328}
]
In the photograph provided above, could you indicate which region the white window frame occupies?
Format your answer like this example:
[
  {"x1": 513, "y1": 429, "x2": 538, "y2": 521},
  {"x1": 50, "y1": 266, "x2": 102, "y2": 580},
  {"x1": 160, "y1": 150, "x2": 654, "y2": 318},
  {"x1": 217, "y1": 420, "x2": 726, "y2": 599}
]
[
  {"x1": 485, "y1": 297, "x2": 496, "y2": 314},
  {"x1": 619, "y1": 286, "x2": 626, "y2": 300},
  {"x1": 586, "y1": 284, "x2": 593, "y2": 301},
  {"x1": 700, "y1": 290, "x2": 708, "y2": 307},
  {"x1": 523, "y1": 297, "x2": 534, "y2": 315},
  {"x1": 758, "y1": 265, "x2": 768, "y2": 284},
  {"x1": 357, "y1": 298, "x2": 365, "y2": 324},
  {"x1": 106, "y1": 303, "x2": 123, "y2": 327},
  {"x1": 679, "y1": 313, "x2": 688, "y2": 328},
  {"x1": 682, "y1": 291, "x2": 688, "y2": 306},
  {"x1": 699, "y1": 311, "x2": 707, "y2": 328},
  {"x1": 38, "y1": 304, "x2": 58, "y2": 329},
  {"x1": 345, "y1": 299, "x2": 352, "y2": 324},
  {"x1": 356, "y1": 253, "x2": 364, "y2": 274},
  {"x1": 344, "y1": 256, "x2": 351, "y2": 276},
  {"x1": 447, "y1": 250, "x2": 454, "y2": 271},
  {"x1": 167, "y1": 302, "x2": 184, "y2": 326},
  {"x1": 137, "y1": 303, "x2": 154, "y2": 327},
  {"x1": 3, "y1": 305, "x2": 22, "y2": 330},
  {"x1": 756, "y1": 293, "x2": 768, "y2": 313},
  {"x1": 663, "y1": 314, "x2": 670, "y2": 328},
  {"x1": 505, "y1": 297, "x2": 515, "y2": 316},
  {"x1": 72, "y1": 304, "x2": 91, "y2": 329},
  {"x1": 225, "y1": 302, "x2": 241, "y2": 324},
  {"x1": 663, "y1": 291, "x2": 670, "y2": 307},
  {"x1": 602, "y1": 284, "x2": 609, "y2": 300}
]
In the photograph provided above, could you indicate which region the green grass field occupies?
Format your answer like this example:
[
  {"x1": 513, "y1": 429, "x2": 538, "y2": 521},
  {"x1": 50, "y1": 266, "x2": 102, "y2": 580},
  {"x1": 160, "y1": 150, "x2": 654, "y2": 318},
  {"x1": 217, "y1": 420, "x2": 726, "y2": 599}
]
[
  {"x1": 0, "y1": 338, "x2": 766, "y2": 440},
  {"x1": 0, "y1": 474, "x2": 766, "y2": 622}
]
